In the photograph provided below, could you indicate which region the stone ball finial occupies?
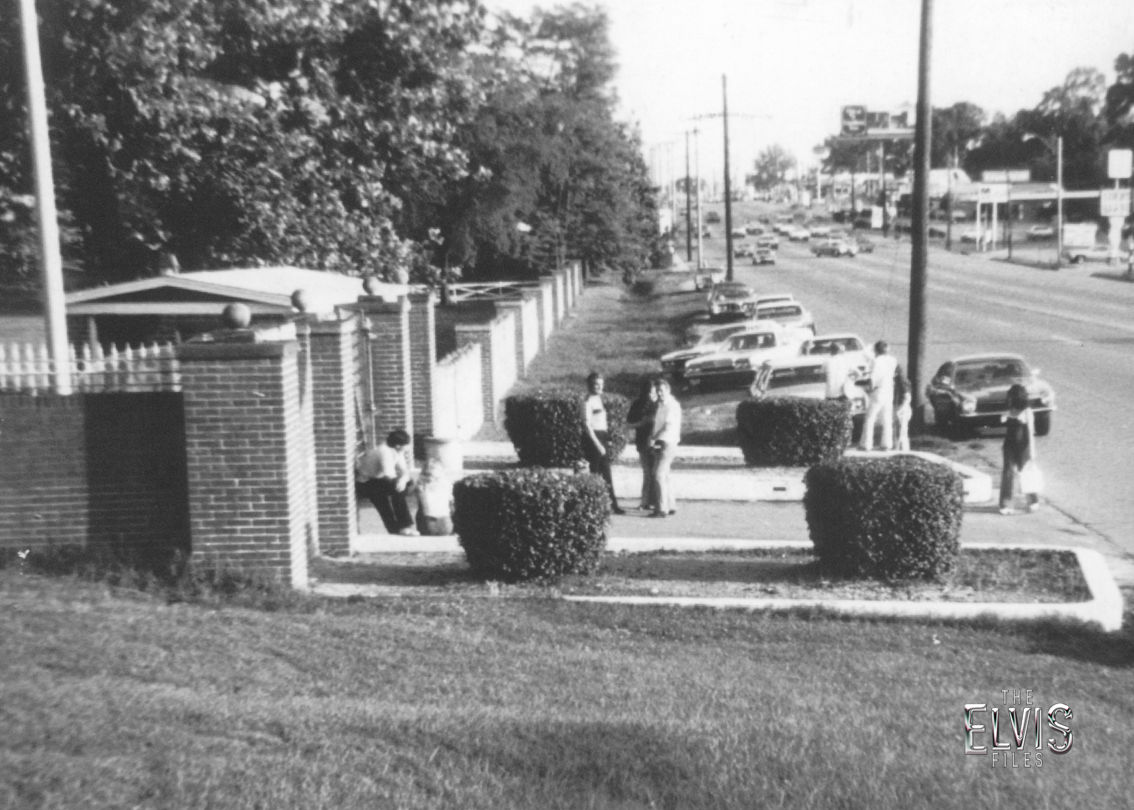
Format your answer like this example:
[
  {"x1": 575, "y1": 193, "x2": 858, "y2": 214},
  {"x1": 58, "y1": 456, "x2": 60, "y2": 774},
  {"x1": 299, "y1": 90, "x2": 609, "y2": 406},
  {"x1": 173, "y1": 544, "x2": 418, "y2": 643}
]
[
  {"x1": 290, "y1": 288, "x2": 311, "y2": 313},
  {"x1": 222, "y1": 302, "x2": 252, "y2": 329},
  {"x1": 362, "y1": 275, "x2": 381, "y2": 296},
  {"x1": 392, "y1": 266, "x2": 410, "y2": 285}
]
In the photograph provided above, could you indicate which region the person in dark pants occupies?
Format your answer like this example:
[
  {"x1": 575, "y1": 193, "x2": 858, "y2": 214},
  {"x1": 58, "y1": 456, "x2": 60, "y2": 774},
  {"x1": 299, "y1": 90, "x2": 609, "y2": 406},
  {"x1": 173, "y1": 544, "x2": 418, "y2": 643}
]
[
  {"x1": 582, "y1": 371, "x2": 624, "y2": 514},
  {"x1": 626, "y1": 377, "x2": 659, "y2": 512},
  {"x1": 356, "y1": 428, "x2": 418, "y2": 535},
  {"x1": 999, "y1": 384, "x2": 1041, "y2": 515}
]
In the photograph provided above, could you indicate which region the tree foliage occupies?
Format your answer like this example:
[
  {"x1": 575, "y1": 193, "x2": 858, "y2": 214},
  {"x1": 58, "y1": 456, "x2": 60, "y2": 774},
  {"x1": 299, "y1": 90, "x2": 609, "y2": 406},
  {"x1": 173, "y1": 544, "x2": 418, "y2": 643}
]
[
  {"x1": 1, "y1": 0, "x2": 656, "y2": 295},
  {"x1": 749, "y1": 144, "x2": 796, "y2": 189}
]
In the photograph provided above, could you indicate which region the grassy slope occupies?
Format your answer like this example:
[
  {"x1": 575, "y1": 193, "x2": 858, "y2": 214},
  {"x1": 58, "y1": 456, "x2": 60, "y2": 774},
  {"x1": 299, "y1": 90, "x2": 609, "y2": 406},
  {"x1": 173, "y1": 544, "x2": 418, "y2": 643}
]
[{"x1": 2, "y1": 573, "x2": 1132, "y2": 810}]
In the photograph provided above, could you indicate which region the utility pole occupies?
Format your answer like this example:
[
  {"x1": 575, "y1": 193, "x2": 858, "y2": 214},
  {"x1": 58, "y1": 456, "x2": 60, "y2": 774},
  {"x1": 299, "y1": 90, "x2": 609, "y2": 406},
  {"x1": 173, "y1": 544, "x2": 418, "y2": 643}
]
[
  {"x1": 722, "y1": 75, "x2": 735, "y2": 282},
  {"x1": 685, "y1": 131, "x2": 693, "y2": 262},
  {"x1": 908, "y1": 0, "x2": 933, "y2": 429},
  {"x1": 694, "y1": 128, "x2": 703, "y2": 269},
  {"x1": 18, "y1": 0, "x2": 72, "y2": 394}
]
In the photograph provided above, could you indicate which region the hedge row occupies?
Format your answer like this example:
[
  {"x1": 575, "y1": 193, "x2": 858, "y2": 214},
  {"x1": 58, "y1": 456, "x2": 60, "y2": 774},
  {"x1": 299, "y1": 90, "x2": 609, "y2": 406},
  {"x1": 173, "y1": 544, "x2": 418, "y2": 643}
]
[
  {"x1": 737, "y1": 398, "x2": 851, "y2": 467},
  {"x1": 803, "y1": 455, "x2": 964, "y2": 580},
  {"x1": 453, "y1": 468, "x2": 609, "y2": 582},
  {"x1": 504, "y1": 387, "x2": 629, "y2": 467}
]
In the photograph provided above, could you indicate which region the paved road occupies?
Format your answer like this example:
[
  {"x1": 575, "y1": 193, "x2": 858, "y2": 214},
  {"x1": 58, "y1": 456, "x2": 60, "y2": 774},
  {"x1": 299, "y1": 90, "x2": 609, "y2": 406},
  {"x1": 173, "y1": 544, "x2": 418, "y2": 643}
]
[{"x1": 697, "y1": 222, "x2": 1134, "y2": 569}]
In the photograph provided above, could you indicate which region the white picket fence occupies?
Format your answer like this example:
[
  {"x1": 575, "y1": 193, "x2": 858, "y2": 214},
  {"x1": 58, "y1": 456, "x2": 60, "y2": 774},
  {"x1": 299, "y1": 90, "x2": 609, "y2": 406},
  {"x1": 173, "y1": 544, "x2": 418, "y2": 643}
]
[{"x1": 0, "y1": 341, "x2": 180, "y2": 393}]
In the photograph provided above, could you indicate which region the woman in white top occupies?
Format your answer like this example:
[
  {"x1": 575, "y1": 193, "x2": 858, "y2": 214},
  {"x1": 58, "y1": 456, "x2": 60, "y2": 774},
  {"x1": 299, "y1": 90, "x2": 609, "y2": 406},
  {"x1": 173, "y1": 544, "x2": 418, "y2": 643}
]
[{"x1": 582, "y1": 372, "x2": 624, "y2": 514}]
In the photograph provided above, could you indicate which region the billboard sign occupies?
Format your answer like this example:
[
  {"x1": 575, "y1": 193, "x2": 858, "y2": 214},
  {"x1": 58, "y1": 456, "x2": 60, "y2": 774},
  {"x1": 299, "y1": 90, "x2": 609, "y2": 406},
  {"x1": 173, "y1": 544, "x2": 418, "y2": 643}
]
[
  {"x1": 841, "y1": 105, "x2": 867, "y2": 136},
  {"x1": 1100, "y1": 188, "x2": 1131, "y2": 217},
  {"x1": 1107, "y1": 149, "x2": 1133, "y2": 180}
]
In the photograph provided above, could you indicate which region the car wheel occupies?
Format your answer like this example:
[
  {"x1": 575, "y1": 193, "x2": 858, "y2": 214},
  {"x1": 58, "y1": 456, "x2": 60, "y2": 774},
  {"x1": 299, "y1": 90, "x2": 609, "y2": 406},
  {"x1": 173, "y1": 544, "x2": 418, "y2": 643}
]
[{"x1": 1034, "y1": 411, "x2": 1052, "y2": 436}]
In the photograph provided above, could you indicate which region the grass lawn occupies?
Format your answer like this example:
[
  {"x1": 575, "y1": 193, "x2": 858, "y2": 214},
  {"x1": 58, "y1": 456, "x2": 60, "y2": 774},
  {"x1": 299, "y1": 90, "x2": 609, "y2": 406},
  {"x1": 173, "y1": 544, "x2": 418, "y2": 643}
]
[{"x1": 1, "y1": 569, "x2": 1132, "y2": 809}]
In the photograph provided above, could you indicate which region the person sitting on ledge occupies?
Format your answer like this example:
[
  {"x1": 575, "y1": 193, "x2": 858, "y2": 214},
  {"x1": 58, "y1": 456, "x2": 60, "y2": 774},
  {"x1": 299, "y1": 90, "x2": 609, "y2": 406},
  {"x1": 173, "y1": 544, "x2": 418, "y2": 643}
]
[{"x1": 356, "y1": 428, "x2": 418, "y2": 536}]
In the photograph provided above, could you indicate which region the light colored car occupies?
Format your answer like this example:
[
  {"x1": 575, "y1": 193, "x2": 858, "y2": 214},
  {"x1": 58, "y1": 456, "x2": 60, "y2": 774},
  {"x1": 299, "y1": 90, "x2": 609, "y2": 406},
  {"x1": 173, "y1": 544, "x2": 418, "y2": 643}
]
[
  {"x1": 925, "y1": 353, "x2": 1055, "y2": 437},
  {"x1": 1061, "y1": 244, "x2": 1111, "y2": 263},
  {"x1": 744, "y1": 223, "x2": 764, "y2": 235},
  {"x1": 707, "y1": 281, "x2": 760, "y2": 320},
  {"x1": 751, "y1": 300, "x2": 816, "y2": 338},
  {"x1": 750, "y1": 354, "x2": 869, "y2": 430},
  {"x1": 751, "y1": 247, "x2": 776, "y2": 265},
  {"x1": 733, "y1": 242, "x2": 754, "y2": 258},
  {"x1": 755, "y1": 234, "x2": 780, "y2": 250},
  {"x1": 683, "y1": 326, "x2": 800, "y2": 389},
  {"x1": 1026, "y1": 224, "x2": 1055, "y2": 240},
  {"x1": 811, "y1": 237, "x2": 858, "y2": 257},
  {"x1": 798, "y1": 333, "x2": 870, "y2": 374},
  {"x1": 807, "y1": 224, "x2": 833, "y2": 239},
  {"x1": 661, "y1": 322, "x2": 755, "y2": 382},
  {"x1": 730, "y1": 227, "x2": 748, "y2": 240},
  {"x1": 693, "y1": 266, "x2": 725, "y2": 290},
  {"x1": 786, "y1": 225, "x2": 811, "y2": 242}
]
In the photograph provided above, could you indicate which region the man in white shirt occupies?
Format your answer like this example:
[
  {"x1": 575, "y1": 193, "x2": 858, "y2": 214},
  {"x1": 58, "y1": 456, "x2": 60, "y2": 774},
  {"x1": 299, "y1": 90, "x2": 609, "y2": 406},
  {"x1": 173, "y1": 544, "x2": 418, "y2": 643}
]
[
  {"x1": 356, "y1": 428, "x2": 418, "y2": 535},
  {"x1": 649, "y1": 378, "x2": 683, "y2": 517},
  {"x1": 582, "y1": 372, "x2": 623, "y2": 514},
  {"x1": 824, "y1": 343, "x2": 857, "y2": 400},
  {"x1": 860, "y1": 340, "x2": 898, "y2": 451}
]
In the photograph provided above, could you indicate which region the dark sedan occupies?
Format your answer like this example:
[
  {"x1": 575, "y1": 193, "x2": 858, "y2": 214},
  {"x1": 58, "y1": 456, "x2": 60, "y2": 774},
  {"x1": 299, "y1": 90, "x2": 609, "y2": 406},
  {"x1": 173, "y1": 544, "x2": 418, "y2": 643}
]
[{"x1": 925, "y1": 353, "x2": 1055, "y2": 437}]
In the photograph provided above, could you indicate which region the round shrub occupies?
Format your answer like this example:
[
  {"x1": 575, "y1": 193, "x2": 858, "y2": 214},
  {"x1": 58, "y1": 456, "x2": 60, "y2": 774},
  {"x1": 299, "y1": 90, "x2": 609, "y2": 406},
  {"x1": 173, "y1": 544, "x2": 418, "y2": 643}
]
[
  {"x1": 504, "y1": 386, "x2": 629, "y2": 467},
  {"x1": 453, "y1": 468, "x2": 609, "y2": 582},
  {"x1": 737, "y1": 397, "x2": 851, "y2": 467},
  {"x1": 803, "y1": 455, "x2": 963, "y2": 580}
]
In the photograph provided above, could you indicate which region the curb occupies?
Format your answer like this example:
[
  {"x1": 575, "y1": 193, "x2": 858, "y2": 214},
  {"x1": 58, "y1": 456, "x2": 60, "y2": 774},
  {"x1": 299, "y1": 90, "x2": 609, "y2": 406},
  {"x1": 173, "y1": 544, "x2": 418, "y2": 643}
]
[{"x1": 333, "y1": 536, "x2": 1123, "y2": 633}]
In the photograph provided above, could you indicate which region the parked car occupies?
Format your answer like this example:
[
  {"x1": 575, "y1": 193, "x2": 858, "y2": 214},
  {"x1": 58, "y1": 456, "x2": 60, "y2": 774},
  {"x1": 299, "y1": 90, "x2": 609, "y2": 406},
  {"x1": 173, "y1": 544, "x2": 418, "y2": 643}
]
[
  {"x1": 798, "y1": 333, "x2": 870, "y2": 374},
  {"x1": 751, "y1": 247, "x2": 776, "y2": 265},
  {"x1": 707, "y1": 281, "x2": 760, "y2": 320},
  {"x1": 751, "y1": 300, "x2": 816, "y2": 337},
  {"x1": 811, "y1": 237, "x2": 858, "y2": 257},
  {"x1": 1061, "y1": 244, "x2": 1111, "y2": 263},
  {"x1": 751, "y1": 355, "x2": 869, "y2": 436},
  {"x1": 683, "y1": 326, "x2": 799, "y2": 389},
  {"x1": 852, "y1": 235, "x2": 875, "y2": 253},
  {"x1": 807, "y1": 224, "x2": 833, "y2": 239},
  {"x1": 786, "y1": 225, "x2": 811, "y2": 242},
  {"x1": 744, "y1": 223, "x2": 764, "y2": 235},
  {"x1": 661, "y1": 322, "x2": 755, "y2": 382},
  {"x1": 705, "y1": 210, "x2": 721, "y2": 224},
  {"x1": 701, "y1": 226, "x2": 713, "y2": 239},
  {"x1": 730, "y1": 228, "x2": 748, "y2": 240},
  {"x1": 1026, "y1": 224, "x2": 1055, "y2": 241},
  {"x1": 733, "y1": 242, "x2": 754, "y2": 258},
  {"x1": 755, "y1": 234, "x2": 780, "y2": 250},
  {"x1": 693, "y1": 265, "x2": 725, "y2": 291},
  {"x1": 925, "y1": 353, "x2": 1055, "y2": 437}
]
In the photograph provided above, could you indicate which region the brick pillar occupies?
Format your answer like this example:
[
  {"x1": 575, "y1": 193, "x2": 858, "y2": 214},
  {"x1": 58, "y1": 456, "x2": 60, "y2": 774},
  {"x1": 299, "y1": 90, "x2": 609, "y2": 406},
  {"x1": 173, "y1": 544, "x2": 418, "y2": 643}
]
[
  {"x1": 357, "y1": 296, "x2": 414, "y2": 452},
  {"x1": 178, "y1": 334, "x2": 313, "y2": 589},
  {"x1": 495, "y1": 297, "x2": 528, "y2": 377},
  {"x1": 456, "y1": 322, "x2": 495, "y2": 424},
  {"x1": 305, "y1": 315, "x2": 359, "y2": 556},
  {"x1": 537, "y1": 277, "x2": 555, "y2": 351},
  {"x1": 407, "y1": 291, "x2": 437, "y2": 439}
]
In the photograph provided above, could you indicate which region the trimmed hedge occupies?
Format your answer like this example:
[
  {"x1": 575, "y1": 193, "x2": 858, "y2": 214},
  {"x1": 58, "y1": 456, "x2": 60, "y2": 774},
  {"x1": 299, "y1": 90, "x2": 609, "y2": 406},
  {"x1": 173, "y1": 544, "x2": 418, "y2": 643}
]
[
  {"x1": 504, "y1": 386, "x2": 629, "y2": 467},
  {"x1": 453, "y1": 468, "x2": 609, "y2": 582},
  {"x1": 737, "y1": 397, "x2": 851, "y2": 467},
  {"x1": 803, "y1": 455, "x2": 963, "y2": 580}
]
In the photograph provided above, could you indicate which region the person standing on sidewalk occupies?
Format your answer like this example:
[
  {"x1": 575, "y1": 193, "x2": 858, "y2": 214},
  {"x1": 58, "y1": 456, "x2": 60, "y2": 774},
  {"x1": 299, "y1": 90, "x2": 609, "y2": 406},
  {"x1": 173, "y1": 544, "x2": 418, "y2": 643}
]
[
  {"x1": 582, "y1": 372, "x2": 624, "y2": 515},
  {"x1": 824, "y1": 343, "x2": 857, "y2": 401},
  {"x1": 626, "y1": 377, "x2": 659, "y2": 512},
  {"x1": 356, "y1": 428, "x2": 418, "y2": 536},
  {"x1": 893, "y1": 363, "x2": 912, "y2": 452},
  {"x1": 860, "y1": 340, "x2": 897, "y2": 451},
  {"x1": 649, "y1": 377, "x2": 682, "y2": 518},
  {"x1": 999, "y1": 383, "x2": 1042, "y2": 515}
]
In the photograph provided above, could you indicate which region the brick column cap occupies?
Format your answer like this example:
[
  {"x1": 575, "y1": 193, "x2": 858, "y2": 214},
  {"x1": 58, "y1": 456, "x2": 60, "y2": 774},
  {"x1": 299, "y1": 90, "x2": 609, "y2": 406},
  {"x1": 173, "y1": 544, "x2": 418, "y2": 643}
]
[{"x1": 178, "y1": 341, "x2": 296, "y2": 362}]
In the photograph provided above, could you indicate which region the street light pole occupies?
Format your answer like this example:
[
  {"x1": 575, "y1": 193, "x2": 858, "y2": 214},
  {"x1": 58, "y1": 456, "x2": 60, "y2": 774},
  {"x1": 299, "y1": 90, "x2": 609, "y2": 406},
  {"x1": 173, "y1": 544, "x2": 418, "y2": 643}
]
[
  {"x1": 1056, "y1": 135, "x2": 1064, "y2": 269},
  {"x1": 722, "y1": 75, "x2": 735, "y2": 282},
  {"x1": 908, "y1": 0, "x2": 933, "y2": 429},
  {"x1": 685, "y1": 131, "x2": 693, "y2": 262}
]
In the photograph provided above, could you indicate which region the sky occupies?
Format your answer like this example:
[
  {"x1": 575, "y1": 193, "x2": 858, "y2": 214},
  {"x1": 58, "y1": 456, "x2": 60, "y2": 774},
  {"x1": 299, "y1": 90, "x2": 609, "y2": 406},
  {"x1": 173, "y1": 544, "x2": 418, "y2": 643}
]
[{"x1": 486, "y1": 0, "x2": 1134, "y2": 180}]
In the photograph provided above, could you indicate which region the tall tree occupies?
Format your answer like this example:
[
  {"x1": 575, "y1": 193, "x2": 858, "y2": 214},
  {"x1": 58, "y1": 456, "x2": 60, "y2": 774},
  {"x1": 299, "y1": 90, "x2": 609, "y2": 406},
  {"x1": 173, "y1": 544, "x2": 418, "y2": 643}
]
[{"x1": 749, "y1": 144, "x2": 796, "y2": 189}]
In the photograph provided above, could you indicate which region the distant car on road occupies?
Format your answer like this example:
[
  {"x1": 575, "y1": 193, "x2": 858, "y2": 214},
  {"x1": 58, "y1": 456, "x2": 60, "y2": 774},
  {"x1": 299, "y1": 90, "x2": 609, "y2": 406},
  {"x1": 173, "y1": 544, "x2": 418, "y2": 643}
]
[
  {"x1": 786, "y1": 225, "x2": 811, "y2": 242},
  {"x1": 751, "y1": 300, "x2": 816, "y2": 337},
  {"x1": 693, "y1": 266, "x2": 725, "y2": 290},
  {"x1": 1061, "y1": 244, "x2": 1111, "y2": 263},
  {"x1": 755, "y1": 234, "x2": 780, "y2": 250},
  {"x1": 853, "y1": 234, "x2": 875, "y2": 253},
  {"x1": 1027, "y1": 224, "x2": 1055, "y2": 240},
  {"x1": 751, "y1": 247, "x2": 776, "y2": 265},
  {"x1": 811, "y1": 237, "x2": 858, "y2": 257},
  {"x1": 733, "y1": 242, "x2": 754, "y2": 258},
  {"x1": 925, "y1": 353, "x2": 1055, "y2": 437},
  {"x1": 807, "y1": 224, "x2": 833, "y2": 239},
  {"x1": 705, "y1": 211, "x2": 721, "y2": 224}
]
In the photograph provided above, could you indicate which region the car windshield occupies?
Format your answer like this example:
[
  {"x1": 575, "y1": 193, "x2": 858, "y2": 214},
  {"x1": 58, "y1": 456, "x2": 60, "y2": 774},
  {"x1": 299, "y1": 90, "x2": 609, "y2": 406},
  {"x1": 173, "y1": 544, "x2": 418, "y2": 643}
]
[
  {"x1": 954, "y1": 359, "x2": 1028, "y2": 386},
  {"x1": 767, "y1": 363, "x2": 825, "y2": 388},
  {"x1": 730, "y1": 333, "x2": 775, "y2": 350},
  {"x1": 807, "y1": 337, "x2": 861, "y2": 355},
  {"x1": 716, "y1": 287, "x2": 753, "y2": 299},
  {"x1": 756, "y1": 305, "x2": 803, "y2": 320},
  {"x1": 704, "y1": 325, "x2": 746, "y2": 343}
]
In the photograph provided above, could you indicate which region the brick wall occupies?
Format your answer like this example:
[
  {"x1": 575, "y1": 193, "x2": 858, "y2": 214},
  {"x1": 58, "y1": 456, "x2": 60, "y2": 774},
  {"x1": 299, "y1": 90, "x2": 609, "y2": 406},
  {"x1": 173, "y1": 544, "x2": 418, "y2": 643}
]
[
  {"x1": 433, "y1": 342, "x2": 483, "y2": 440},
  {"x1": 178, "y1": 339, "x2": 312, "y2": 588},
  {"x1": 553, "y1": 271, "x2": 566, "y2": 324},
  {"x1": 358, "y1": 297, "x2": 414, "y2": 450},
  {"x1": 305, "y1": 316, "x2": 358, "y2": 555},
  {"x1": 494, "y1": 295, "x2": 538, "y2": 376},
  {"x1": 0, "y1": 392, "x2": 189, "y2": 551},
  {"x1": 456, "y1": 309, "x2": 516, "y2": 425},
  {"x1": 537, "y1": 278, "x2": 555, "y2": 351},
  {"x1": 407, "y1": 291, "x2": 437, "y2": 437}
]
